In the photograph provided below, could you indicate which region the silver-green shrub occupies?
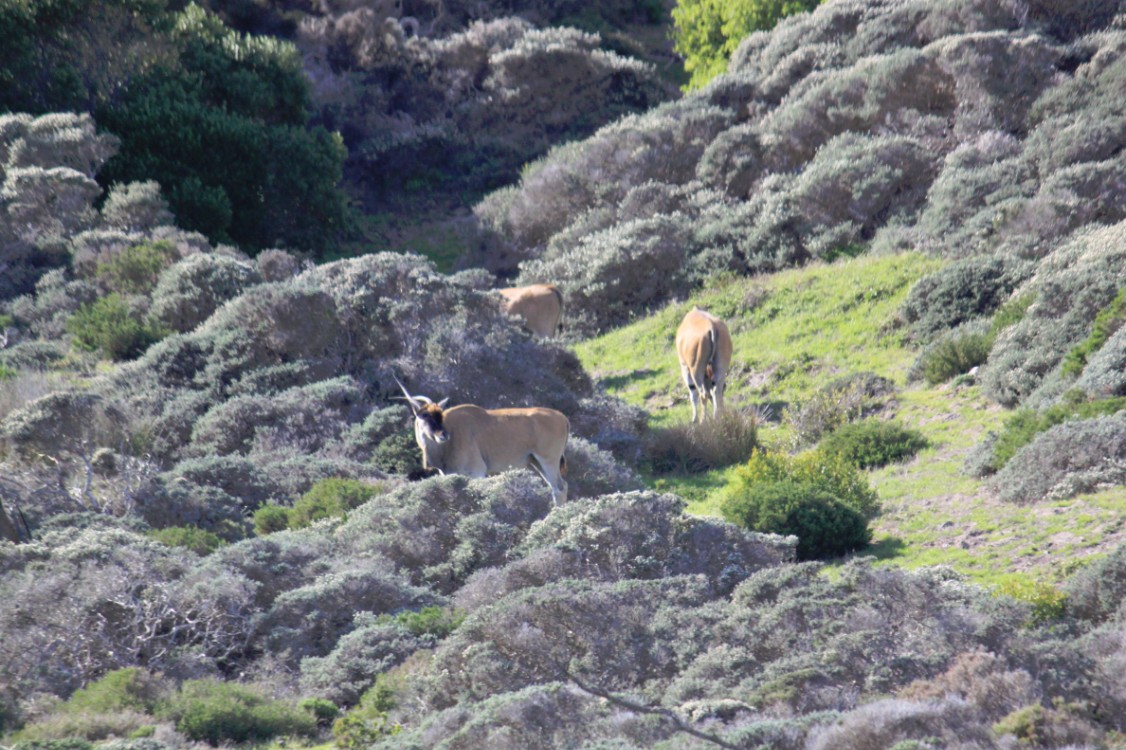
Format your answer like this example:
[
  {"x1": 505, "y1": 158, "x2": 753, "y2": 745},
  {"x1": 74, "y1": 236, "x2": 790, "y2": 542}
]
[
  {"x1": 983, "y1": 220, "x2": 1126, "y2": 406},
  {"x1": 991, "y1": 413, "x2": 1126, "y2": 504},
  {"x1": 150, "y1": 254, "x2": 263, "y2": 333}
]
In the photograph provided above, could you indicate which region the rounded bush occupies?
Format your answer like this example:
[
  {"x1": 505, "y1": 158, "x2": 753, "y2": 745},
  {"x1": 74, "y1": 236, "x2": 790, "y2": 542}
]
[
  {"x1": 289, "y1": 477, "x2": 383, "y2": 529},
  {"x1": 720, "y1": 479, "x2": 871, "y2": 561},
  {"x1": 159, "y1": 679, "x2": 316, "y2": 744},
  {"x1": 819, "y1": 420, "x2": 927, "y2": 469},
  {"x1": 252, "y1": 505, "x2": 291, "y2": 536}
]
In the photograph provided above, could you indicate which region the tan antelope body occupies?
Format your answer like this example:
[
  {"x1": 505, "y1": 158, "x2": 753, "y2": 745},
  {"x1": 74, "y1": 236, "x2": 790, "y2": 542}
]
[
  {"x1": 396, "y1": 379, "x2": 570, "y2": 504},
  {"x1": 675, "y1": 307, "x2": 733, "y2": 422},
  {"x1": 497, "y1": 284, "x2": 563, "y2": 338}
]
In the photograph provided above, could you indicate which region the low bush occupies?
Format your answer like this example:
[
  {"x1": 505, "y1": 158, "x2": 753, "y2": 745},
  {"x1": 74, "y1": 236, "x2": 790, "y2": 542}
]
[
  {"x1": 66, "y1": 294, "x2": 166, "y2": 361},
  {"x1": 645, "y1": 409, "x2": 759, "y2": 474},
  {"x1": 992, "y1": 413, "x2": 1126, "y2": 504},
  {"x1": 147, "y1": 526, "x2": 225, "y2": 556},
  {"x1": 986, "y1": 396, "x2": 1126, "y2": 473},
  {"x1": 722, "y1": 448, "x2": 880, "y2": 519},
  {"x1": 901, "y1": 255, "x2": 1019, "y2": 341},
  {"x1": 720, "y1": 479, "x2": 871, "y2": 560},
  {"x1": 914, "y1": 324, "x2": 994, "y2": 385},
  {"x1": 818, "y1": 420, "x2": 927, "y2": 469},
  {"x1": 289, "y1": 477, "x2": 384, "y2": 530},
  {"x1": 158, "y1": 679, "x2": 317, "y2": 744},
  {"x1": 252, "y1": 505, "x2": 291, "y2": 536}
]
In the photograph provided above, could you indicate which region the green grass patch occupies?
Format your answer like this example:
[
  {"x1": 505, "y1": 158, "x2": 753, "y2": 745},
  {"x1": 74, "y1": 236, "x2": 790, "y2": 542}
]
[{"x1": 575, "y1": 253, "x2": 941, "y2": 428}]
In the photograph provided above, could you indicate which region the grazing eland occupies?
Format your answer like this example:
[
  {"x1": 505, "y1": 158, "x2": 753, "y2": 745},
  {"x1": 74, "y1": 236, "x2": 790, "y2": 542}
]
[
  {"x1": 497, "y1": 284, "x2": 564, "y2": 338},
  {"x1": 675, "y1": 307, "x2": 733, "y2": 422},
  {"x1": 395, "y1": 378, "x2": 570, "y2": 504}
]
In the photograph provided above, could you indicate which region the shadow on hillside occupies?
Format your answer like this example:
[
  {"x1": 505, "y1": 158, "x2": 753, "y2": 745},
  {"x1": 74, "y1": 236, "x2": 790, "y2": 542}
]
[
  {"x1": 864, "y1": 536, "x2": 906, "y2": 561},
  {"x1": 599, "y1": 369, "x2": 660, "y2": 390}
]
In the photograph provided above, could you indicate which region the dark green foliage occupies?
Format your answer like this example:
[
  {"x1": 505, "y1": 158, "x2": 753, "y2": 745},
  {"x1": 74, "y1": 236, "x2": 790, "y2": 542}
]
[
  {"x1": 158, "y1": 679, "x2": 317, "y2": 744},
  {"x1": 985, "y1": 396, "x2": 1126, "y2": 474},
  {"x1": 369, "y1": 433, "x2": 422, "y2": 476},
  {"x1": 66, "y1": 294, "x2": 165, "y2": 360},
  {"x1": 252, "y1": 504, "x2": 290, "y2": 536},
  {"x1": 819, "y1": 420, "x2": 927, "y2": 469},
  {"x1": 721, "y1": 479, "x2": 870, "y2": 560},
  {"x1": 1061, "y1": 288, "x2": 1126, "y2": 378},
  {"x1": 147, "y1": 526, "x2": 225, "y2": 556},
  {"x1": 917, "y1": 328, "x2": 993, "y2": 386},
  {"x1": 289, "y1": 477, "x2": 383, "y2": 530},
  {"x1": 645, "y1": 410, "x2": 759, "y2": 473},
  {"x1": 93, "y1": 6, "x2": 349, "y2": 256}
]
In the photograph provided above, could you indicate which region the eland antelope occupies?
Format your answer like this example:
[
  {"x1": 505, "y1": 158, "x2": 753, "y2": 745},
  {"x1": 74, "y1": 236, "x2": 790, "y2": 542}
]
[
  {"x1": 395, "y1": 378, "x2": 570, "y2": 504},
  {"x1": 497, "y1": 284, "x2": 563, "y2": 338},
  {"x1": 675, "y1": 307, "x2": 733, "y2": 422}
]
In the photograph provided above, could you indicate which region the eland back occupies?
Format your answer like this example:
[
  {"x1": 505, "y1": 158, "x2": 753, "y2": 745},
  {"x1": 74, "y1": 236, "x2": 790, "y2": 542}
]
[{"x1": 497, "y1": 284, "x2": 564, "y2": 338}]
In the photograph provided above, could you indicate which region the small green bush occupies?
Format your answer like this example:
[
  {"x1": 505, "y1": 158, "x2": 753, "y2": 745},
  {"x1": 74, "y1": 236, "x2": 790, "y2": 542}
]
[
  {"x1": 289, "y1": 477, "x2": 383, "y2": 530},
  {"x1": 63, "y1": 668, "x2": 164, "y2": 715},
  {"x1": 252, "y1": 504, "x2": 291, "y2": 536},
  {"x1": 297, "y1": 697, "x2": 339, "y2": 725},
  {"x1": 158, "y1": 679, "x2": 317, "y2": 744},
  {"x1": 720, "y1": 479, "x2": 871, "y2": 561},
  {"x1": 722, "y1": 448, "x2": 880, "y2": 519},
  {"x1": 95, "y1": 241, "x2": 176, "y2": 295},
  {"x1": 917, "y1": 330, "x2": 993, "y2": 385},
  {"x1": 147, "y1": 526, "x2": 225, "y2": 556},
  {"x1": 819, "y1": 420, "x2": 927, "y2": 469},
  {"x1": 66, "y1": 294, "x2": 165, "y2": 361},
  {"x1": 1061, "y1": 288, "x2": 1125, "y2": 378},
  {"x1": 378, "y1": 606, "x2": 466, "y2": 638}
]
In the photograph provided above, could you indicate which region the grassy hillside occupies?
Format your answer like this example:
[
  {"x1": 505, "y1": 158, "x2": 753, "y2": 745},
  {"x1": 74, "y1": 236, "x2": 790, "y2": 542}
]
[{"x1": 576, "y1": 253, "x2": 1126, "y2": 591}]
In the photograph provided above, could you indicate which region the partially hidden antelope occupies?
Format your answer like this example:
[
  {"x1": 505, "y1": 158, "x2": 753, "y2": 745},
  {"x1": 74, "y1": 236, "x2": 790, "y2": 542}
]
[
  {"x1": 395, "y1": 377, "x2": 570, "y2": 504},
  {"x1": 496, "y1": 284, "x2": 563, "y2": 338},
  {"x1": 675, "y1": 307, "x2": 733, "y2": 423}
]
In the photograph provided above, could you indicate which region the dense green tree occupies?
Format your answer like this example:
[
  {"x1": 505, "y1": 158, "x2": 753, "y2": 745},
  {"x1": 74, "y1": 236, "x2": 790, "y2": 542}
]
[
  {"x1": 672, "y1": 0, "x2": 821, "y2": 89},
  {"x1": 95, "y1": 5, "x2": 349, "y2": 255},
  {"x1": 0, "y1": 1, "x2": 351, "y2": 257}
]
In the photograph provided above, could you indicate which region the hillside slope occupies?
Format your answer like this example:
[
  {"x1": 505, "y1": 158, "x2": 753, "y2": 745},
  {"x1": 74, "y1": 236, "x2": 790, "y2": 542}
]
[{"x1": 576, "y1": 252, "x2": 1126, "y2": 589}]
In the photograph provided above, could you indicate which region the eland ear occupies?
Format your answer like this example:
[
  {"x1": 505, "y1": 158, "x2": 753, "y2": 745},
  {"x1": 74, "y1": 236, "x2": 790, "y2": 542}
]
[{"x1": 437, "y1": 397, "x2": 450, "y2": 409}]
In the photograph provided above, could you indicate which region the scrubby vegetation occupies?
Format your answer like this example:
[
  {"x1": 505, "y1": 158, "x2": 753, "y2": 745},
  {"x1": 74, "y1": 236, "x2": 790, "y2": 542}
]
[{"x1": 2, "y1": 0, "x2": 1126, "y2": 747}]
